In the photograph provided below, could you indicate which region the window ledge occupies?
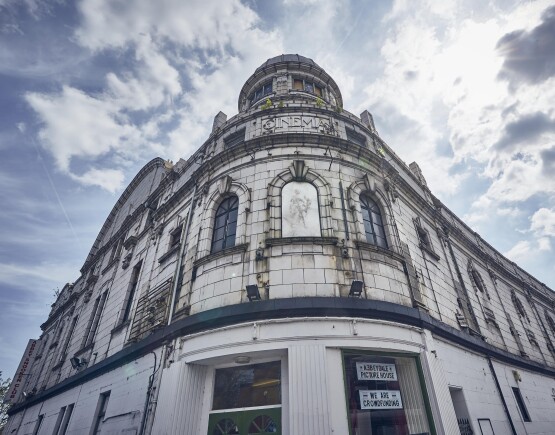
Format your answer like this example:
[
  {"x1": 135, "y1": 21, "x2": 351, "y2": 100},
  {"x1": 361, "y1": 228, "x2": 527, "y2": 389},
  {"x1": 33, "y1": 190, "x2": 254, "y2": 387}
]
[
  {"x1": 51, "y1": 360, "x2": 64, "y2": 371},
  {"x1": 289, "y1": 90, "x2": 328, "y2": 102},
  {"x1": 251, "y1": 92, "x2": 275, "y2": 106},
  {"x1": 111, "y1": 320, "x2": 130, "y2": 336},
  {"x1": 355, "y1": 240, "x2": 404, "y2": 262},
  {"x1": 194, "y1": 243, "x2": 249, "y2": 268},
  {"x1": 158, "y1": 245, "x2": 180, "y2": 264},
  {"x1": 74, "y1": 343, "x2": 94, "y2": 357},
  {"x1": 419, "y1": 243, "x2": 441, "y2": 261},
  {"x1": 102, "y1": 257, "x2": 120, "y2": 275},
  {"x1": 266, "y1": 236, "x2": 338, "y2": 247}
]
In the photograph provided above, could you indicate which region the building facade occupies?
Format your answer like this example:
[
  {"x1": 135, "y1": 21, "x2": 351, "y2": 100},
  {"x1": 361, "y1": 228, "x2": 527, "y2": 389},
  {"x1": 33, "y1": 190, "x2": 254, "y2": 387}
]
[{"x1": 5, "y1": 54, "x2": 555, "y2": 435}]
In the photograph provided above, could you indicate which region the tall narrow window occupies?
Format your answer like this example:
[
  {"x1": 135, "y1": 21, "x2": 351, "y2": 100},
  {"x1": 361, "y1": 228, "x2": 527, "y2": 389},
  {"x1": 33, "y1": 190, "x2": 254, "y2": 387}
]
[
  {"x1": 211, "y1": 196, "x2": 239, "y2": 253},
  {"x1": 361, "y1": 195, "x2": 388, "y2": 248},
  {"x1": 121, "y1": 261, "x2": 142, "y2": 324},
  {"x1": 59, "y1": 317, "x2": 78, "y2": 362},
  {"x1": 58, "y1": 404, "x2": 74, "y2": 435},
  {"x1": 83, "y1": 291, "x2": 108, "y2": 348},
  {"x1": 32, "y1": 414, "x2": 44, "y2": 435},
  {"x1": 53, "y1": 404, "x2": 73, "y2": 435},
  {"x1": 91, "y1": 391, "x2": 111, "y2": 435},
  {"x1": 512, "y1": 387, "x2": 531, "y2": 422}
]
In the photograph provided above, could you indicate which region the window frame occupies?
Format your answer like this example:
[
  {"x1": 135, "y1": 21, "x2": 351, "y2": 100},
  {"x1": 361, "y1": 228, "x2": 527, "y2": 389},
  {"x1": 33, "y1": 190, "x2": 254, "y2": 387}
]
[
  {"x1": 251, "y1": 82, "x2": 273, "y2": 103},
  {"x1": 346, "y1": 128, "x2": 367, "y2": 147},
  {"x1": 82, "y1": 290, "x2": 108, "y2": 348},
  {"x1": 512, "y1": 387, "x2": 531, "y2": 422},
  {"x1": 211, "y1": 195, "x2": 239, "y2": 254},
  {"x1": 292, "y1": 77, "x2": 324, "y2": 98},
  {"x1": 90, "y1": 391, "x2": 111, "y2": 435},
  {"x1": 360, "y1": 195, "x2": 388, "y2": 249},
  {"x1": 207, "y1": 357, "x2": 286, "y2": 435},
  {"x1": 223, "y1": 128, "x2": 246, "y2": 149},
  {"x1": 341, "y1": 349, "x2": 437, "y2": 435},
  {"x1": 120, "y1": 261, "x2": 142, "y2": 325}
]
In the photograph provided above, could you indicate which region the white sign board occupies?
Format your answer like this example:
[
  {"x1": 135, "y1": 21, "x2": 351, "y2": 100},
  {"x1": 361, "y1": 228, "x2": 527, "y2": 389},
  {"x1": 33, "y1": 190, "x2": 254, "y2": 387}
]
[
  {"x1": 4, "y1": 339, "x2": 37, "y2": 404},
  {"x1": 359, "y1": 390, "x2": 403, "y2": 410},
  {"x1": 356, "y1": 362, "x2": 397, "y2": 381}
]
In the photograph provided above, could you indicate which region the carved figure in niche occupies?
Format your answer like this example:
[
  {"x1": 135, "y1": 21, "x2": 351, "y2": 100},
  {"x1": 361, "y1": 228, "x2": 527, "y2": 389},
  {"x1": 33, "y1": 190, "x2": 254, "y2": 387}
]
[
  {"x1": 282, "y1": 182, "x2": 320, "y2": 237},
  {"x1": 290, "y1": 191, "x2": 311, "y2": 224}
]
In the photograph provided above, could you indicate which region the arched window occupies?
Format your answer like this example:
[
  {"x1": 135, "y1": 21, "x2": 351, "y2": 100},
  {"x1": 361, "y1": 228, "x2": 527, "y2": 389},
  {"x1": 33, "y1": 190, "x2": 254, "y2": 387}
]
[
  {"x1": 361, "y1": 195, "x2": 388, "y2": 248},
  {"x1": 211, "y1": 196, "x2": 239, "y2": 253}
]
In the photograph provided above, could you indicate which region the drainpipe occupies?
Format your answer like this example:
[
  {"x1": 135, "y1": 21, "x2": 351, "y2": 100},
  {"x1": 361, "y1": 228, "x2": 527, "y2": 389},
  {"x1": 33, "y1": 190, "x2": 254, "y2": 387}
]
[
  {"x1": 138, "y1": 350, "x2": 160, "y2": 435},
  {"x1": 167, "y1": 154, "x2": 204, "y2": 324},
  {"x1": 486, "y1": 357, "x2": 517, "y2": 435}
]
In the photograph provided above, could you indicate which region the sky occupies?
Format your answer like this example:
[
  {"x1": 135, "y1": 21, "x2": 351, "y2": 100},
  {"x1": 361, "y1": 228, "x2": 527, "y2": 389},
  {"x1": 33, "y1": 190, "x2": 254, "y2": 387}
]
[{"x1": 1, "y1": 0, "x2": 554, "y2": 379}]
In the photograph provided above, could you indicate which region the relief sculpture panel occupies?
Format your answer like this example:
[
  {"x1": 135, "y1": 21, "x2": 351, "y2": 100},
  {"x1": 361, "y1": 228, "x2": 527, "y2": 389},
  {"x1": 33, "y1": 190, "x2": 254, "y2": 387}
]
[{"x1": 282, "y1": 182, "x2": 320, "y2": 237}]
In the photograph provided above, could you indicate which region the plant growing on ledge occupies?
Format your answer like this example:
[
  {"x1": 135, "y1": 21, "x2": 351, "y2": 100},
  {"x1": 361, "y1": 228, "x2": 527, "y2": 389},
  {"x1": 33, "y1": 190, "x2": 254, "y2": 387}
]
[
  {"x1": 261, "y1": 98, "x2": 272, "y2": 110},
  {"x1": 278, "y1": 100, "x2": 284, "y2": 108},
  {"x1": 316, "y1": 97, "x2": 324, "y2": 108},
  {"x1": 334, "y1": 104, "x2": 342, "y2": 113}
]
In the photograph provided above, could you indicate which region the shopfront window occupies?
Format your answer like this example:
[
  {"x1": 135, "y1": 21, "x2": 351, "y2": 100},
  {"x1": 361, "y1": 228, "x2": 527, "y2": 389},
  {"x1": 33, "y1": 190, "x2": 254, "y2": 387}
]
[
  {"x1": 343, "y1": 352, "x2": 433, "y2": 435},
  {"x1": 208, "y1": 361, "x2": 282, "y2": 435}
]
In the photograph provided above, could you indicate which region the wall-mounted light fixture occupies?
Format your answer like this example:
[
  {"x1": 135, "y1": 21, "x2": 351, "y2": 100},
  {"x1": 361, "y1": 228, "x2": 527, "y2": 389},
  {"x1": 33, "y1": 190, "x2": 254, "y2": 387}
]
[
  {"x1": 234, "y1": 355, "x2": 251, "y2": 364},
  {"x1": 70, "y1": 356, "x2": 87, "y2": 369},
  {"x1": 349, "y1": 280, "x2": 364, "y2": 297},
  {"x1": 246, "y1": 285, "x2": 261, "y2": 301}
]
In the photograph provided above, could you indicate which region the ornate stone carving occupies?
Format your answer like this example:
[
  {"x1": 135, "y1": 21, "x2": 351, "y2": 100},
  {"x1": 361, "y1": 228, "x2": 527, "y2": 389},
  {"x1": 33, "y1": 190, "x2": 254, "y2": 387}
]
[{"x1": 290, "y1": 160, "x2": 309, "y2": 181}]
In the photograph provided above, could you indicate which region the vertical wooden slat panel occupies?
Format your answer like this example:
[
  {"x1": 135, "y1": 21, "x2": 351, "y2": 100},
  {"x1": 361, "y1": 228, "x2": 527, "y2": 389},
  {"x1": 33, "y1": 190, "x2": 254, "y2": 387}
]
[
  {"x1": 288, "y1": 344, "x2": 332, "y2": 434},
  {"x1": 151, "y1": 361, "x2": 207, "y2": 435}
]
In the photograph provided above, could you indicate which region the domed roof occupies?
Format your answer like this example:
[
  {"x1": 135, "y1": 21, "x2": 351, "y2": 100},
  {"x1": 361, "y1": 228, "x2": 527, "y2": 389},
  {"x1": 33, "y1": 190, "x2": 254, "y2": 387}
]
[{"x1": 254, "y1": 54, "x2": 321, "y2": 73}]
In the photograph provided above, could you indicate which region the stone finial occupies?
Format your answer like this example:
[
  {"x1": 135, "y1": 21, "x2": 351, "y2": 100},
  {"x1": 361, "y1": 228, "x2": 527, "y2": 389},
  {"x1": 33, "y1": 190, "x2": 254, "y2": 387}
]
[
  {"x1": 360, "y1": 110, "x2": 376, "y2": 133},
  {"x1": 409, "y1": 161, "x2": 427, "y2": 187},
  {"x1": 212, "y1": 111, "x2": 227, "y2": 133}
]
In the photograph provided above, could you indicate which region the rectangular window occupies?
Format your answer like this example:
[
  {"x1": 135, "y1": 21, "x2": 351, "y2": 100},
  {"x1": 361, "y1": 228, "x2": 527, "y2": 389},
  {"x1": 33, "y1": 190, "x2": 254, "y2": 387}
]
[
  {"x1": 224, "y1": 128, "x2": 246, "y2": 149},
  {"x1": 293, "y1": 78, "x2": 323, "y2": 98},
  {"x1": 208, "y1": 361, "x2": 282, "y2": 435},
  {"x1": 512, "y1": 387, "x2": 531, "y2": 422},
  {"x1": 52, "y1": 403, "x2": 74, "y2": 435},
  {"x1": 52, "y1": 406, "x2": 66, "y2": 435},
  {"x1": 343, "y1": 352, "x2": 432, "y2": 435},
  {"x1": 346, "y1": 128, "x2": 367, "y2": 147},
  {"x1": 252, "y1": 83, "x2": 272, "y2": 101},
  {"x1": 213, "y1": 361, "x2": 281, "y2": 410},
  {"x1": 169, "y1": 225, "x2": 183, "y2": 249},
  {"x1": 91, "y1": 391, "x2": 111, "y2": 435},
  {"x1": 121, "y1": 261, "x2": 142, "y2": 323},
  {"x1": 32, "y1": 414, "x2": 44, "y2": 435},
  {"x1": 83, "y1": 291, "x2": 108, "y2": 347},
  {"x1": 59, "y1": 316, "x2": 78, "y2": 362},
  {"x1": 58, "y1": 403, "x2": 74, "y2": 435}
]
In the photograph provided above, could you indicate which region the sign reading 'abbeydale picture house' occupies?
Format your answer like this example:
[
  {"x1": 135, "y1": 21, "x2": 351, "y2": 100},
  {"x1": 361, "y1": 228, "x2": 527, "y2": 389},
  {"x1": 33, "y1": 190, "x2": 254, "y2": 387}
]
[
  {"x1": 254, "y1": 114, "x2": 339, "y2": 137},
  {"x1": 356, "y1": 362, "x2": 403, "y2": 410}
]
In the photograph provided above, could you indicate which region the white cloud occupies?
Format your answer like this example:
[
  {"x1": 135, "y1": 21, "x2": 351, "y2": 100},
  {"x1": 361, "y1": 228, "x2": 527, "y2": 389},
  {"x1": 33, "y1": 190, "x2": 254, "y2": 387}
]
[
  {"x1": 69, "y1": 167, "x2": 125, "y2": 193},
  {"x1": 26, "y1": 86, "x2": 138, "y2": 169},
  {"x1": 505, "y1": 240, "x2": 532, "y2": 261},
  {"x1": 530, "y1": 207, "x2": 555, "y2": 237}
]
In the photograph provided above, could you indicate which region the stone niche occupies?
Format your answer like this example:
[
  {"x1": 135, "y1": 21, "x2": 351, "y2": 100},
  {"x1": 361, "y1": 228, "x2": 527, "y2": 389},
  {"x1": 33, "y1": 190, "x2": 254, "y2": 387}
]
[{"x1": 282, "y1": 181, "x2": 321, "y2": 237}]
